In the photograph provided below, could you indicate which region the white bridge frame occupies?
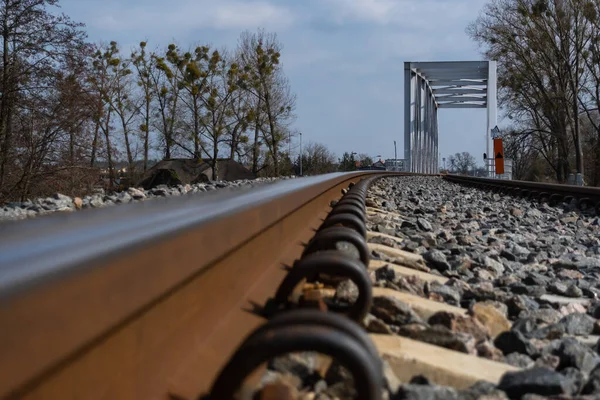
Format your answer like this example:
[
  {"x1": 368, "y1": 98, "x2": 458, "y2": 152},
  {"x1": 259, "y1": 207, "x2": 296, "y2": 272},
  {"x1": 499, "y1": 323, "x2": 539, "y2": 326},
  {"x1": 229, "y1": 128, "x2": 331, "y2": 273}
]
[{"x1": 404, "y1": 61, "x2": 497, "y2": 174}]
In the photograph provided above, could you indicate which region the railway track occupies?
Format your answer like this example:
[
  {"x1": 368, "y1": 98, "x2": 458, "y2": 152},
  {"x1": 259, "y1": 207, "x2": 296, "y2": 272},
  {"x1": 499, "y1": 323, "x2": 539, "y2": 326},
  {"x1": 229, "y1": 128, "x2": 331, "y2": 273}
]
[{"x1": 1, "y1": 173, "x2": 600, "y2": 399}]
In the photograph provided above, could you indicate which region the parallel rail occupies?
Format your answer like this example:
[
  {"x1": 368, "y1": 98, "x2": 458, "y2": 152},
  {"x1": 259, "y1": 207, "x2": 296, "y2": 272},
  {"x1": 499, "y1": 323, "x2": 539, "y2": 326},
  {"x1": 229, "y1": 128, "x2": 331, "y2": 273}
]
[
  {"x1": 444, "y1": 174, "x2": 600, "y2": 208},
  {"x1": 0, "y1": 171, "x2": 407, "y2": 400}
]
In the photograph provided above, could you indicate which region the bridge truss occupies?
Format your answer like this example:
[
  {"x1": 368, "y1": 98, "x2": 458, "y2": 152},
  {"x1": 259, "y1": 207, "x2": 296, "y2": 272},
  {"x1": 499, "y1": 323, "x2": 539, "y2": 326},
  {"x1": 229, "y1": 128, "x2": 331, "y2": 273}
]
[{"x1": 403, "y1": 61, "x2": 497, "y2": 174}]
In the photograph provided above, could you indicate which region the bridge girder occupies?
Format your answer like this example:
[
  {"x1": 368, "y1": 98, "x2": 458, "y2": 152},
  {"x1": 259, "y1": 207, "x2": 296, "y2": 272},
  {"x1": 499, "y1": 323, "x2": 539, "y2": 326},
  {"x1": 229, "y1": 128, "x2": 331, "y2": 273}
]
[{"x1": 404, "y1": 61, "x2": 497, "y2": 175}]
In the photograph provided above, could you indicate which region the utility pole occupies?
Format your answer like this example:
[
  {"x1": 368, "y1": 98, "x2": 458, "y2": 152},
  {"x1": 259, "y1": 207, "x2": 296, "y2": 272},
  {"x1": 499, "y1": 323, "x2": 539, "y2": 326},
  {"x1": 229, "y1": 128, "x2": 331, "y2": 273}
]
[
  {"x1": 299, "y1": 132, "x2": 303, "y2": 176},
  {"x1": 394, "y1": 141, "x2": 398, "y2": 171}
]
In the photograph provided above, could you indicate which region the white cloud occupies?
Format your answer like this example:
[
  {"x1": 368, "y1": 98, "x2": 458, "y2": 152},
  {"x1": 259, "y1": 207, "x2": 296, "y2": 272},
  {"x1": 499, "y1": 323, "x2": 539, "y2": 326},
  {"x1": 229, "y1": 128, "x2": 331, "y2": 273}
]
[
  {"x1": 320, "y1": 0, "x2": 487, "y2": 28},
  {"x1": 211, "y1": 2, "x2": 293, "y2": 29},
  {"x1": 325, "y1": 0, "x2": 398, "y2": 24},
  {"x1": 89, "y1": 0, "x2": 294, "y2": 33}
]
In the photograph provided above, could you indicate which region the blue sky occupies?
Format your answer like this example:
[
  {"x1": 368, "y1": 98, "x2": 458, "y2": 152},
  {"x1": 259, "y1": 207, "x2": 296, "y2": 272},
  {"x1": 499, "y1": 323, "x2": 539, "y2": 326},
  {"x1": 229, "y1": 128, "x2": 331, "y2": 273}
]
[{"x1": 59, "y1": 0, "x2": 494, "y2": 165}]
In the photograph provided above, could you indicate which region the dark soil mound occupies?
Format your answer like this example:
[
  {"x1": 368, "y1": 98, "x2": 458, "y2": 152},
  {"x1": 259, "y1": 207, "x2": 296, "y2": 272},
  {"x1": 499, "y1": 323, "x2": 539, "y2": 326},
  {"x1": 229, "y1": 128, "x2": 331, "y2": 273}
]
[{"x1": 137, "y1": 158, "x2": 255, "y2": 189}]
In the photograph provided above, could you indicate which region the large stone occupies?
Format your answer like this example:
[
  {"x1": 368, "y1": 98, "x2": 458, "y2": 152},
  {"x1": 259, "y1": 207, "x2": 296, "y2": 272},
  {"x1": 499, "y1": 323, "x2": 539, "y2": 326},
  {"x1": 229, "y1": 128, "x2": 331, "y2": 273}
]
[
  {"x1": 506, "y1": 295, "x2": 540, "y2": 319},
  {"x1": 511, "y1": 318, "x2": 537, "y2": 337},
  {"x1": 398, "y1": 325, "x2": 477, "y2": 354},
  {"x1": 529, "y1": 308, "x2": 563, "y2": 325},
  {"x1": 528, "y1": 323, "x2": 566, "y2": 341},
  {"x1": 458, "y1": 380, "x2": 509, "y2": 400},
  {"x1": 534, "y1": 354, "x2": 561, "y2": 370},
  {"x1": 471, "y1": 303, "x2": 512, "y2": 338},
  {"x1": 498, "y1": 368, "x2": 572, "y2": 398},
  {"x1": 427, "y1": 282, "x2": 461, "y2": 306},
  {"x1": 428, "y1": 311, "x2": 490, "y2": 342},
  {"x1": 423, "y1": 249, "x2": 452, "y2": 272},
  {"x1": 73, "y1": 197, "x2": 83, "y2": 209},
  {"x1": 259, "y1": 370, "x2": 303, "y2": 391},
  {"x1": 395, "y1": 383, "x2": 458, "y2": 399},
  {"x1": 127, "y1": 187, "x2": 146, "y2": 199},
  {"x1": 557, "y1": 269, "x2": 585, "y2": 280},
  {"x1": 417, "y1": 217, "x2": 433, "y2": 232},
  {"x1": 555, "y1": 337, "x2": 600, "y2": 375},
  {"x1": 363, "y1": 313, "x2": 393, "y2": 334},
  {"x1": 268, "y1": 353, "x2": 316, "y2": 382},
  {"x1": 582, "y1": 364, "x2": 600, "y2": 395},
  {"x1": 494, "y1": 331, "x2": 537, "y2": 357},
  {"x1": 549, "y1": 282, "x2": 569, "y2": 296},
  {"x1": 561, "y1": 367, "x2": 586, "y2": 396},
  {"x1": 565, "y1": 284, "x2": 584, "y2": 298},
  {"x1": 334, "y1": 279, "x2": 359, "y2": 303},
  {"x1": 371, "y1": 295, "x2": 423, "y2": 326},
  {"x1": 483, "y1": 256, "x2": 505, "y2": 276},
  {"x1": 510, "y1": 208, "x2": 523, "y2": 217},
  {"x1": 373, "y1": 288, "x2": 467, "y2": 320},
  {"x1": 560, "y1": 303, "x2": 587, "y2": 317},
  {"x1": 318, "y1": 381, "x2": 356, "y2": 399},
  {"x1": 557, "y1": 313, "x2": 596, "y2": 336},
  {"x1": 505, "y1": 353, "x2": 535, "y2": 369},
  {"x1": 476, "y1": 340, "x2": 505, "y2": 362},
  {"x1": 374, "y1": 264, "x2": 397, "y2": 283}
]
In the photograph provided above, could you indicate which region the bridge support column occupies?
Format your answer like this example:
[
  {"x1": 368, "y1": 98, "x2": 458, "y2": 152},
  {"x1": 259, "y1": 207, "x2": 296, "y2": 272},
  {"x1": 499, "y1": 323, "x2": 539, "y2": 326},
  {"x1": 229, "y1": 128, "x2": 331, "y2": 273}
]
[
  {"x1": 486, "y1": 61, "x2": 497, "y2": 177},
  {"x1": 404, "y1": 63, "x2": 439, "y2": 174}
]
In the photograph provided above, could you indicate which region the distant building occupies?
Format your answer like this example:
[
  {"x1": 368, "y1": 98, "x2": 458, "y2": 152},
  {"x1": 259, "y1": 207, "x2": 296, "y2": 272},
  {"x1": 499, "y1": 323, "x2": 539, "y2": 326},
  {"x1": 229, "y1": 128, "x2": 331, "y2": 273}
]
[
  {"x1": 384, "y1": 159, "x2": 406, "y2": 172},
  {"x1": 357, "y1": 158, "x2": 387, "y2": 171},
  {"x1": 373, "y1": 160, "x2": 385, "y2": 169}
]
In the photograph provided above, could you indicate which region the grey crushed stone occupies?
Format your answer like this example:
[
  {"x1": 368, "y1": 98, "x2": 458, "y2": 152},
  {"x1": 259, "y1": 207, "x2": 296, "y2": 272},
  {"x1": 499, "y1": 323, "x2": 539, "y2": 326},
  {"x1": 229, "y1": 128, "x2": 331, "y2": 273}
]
[
  {"x1": 363, "y1": 176, "x2": 600, "y2": 399},
  {"x1": 0, "y1": 177, "x2": 293, "y2": 223}
]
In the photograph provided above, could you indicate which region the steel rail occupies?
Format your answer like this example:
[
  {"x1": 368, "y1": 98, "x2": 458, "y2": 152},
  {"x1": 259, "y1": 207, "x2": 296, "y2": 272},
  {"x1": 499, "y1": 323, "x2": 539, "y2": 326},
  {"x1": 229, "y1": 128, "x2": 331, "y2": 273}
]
[
  {"x1": 0, "y1": 171, "x2": 403, "y2": 400},
  {"x1": 444, "y1": 174, "x2": 600, "y2": 207}
]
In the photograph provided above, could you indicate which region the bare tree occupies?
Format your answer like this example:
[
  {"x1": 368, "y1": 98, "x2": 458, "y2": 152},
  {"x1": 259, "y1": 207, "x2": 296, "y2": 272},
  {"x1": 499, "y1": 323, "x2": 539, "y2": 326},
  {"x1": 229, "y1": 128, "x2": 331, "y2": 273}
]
[
  {"x1": 224, "y1": 84, "x2": 251, "y2": 161},
  {"x1": 297, "y1": 142, "x2": 336, "y2": 175},
  {"x1": 151, "y1": 44, "x2": 185, "y2": 160},
  {"x1": 89, "y1": 43, "x2": 121, "y2": 189},
  {"x1": 131, "y1": 41, "x2": 154, "y2": 171},
  {"x1": 357, "y1": 153, "x2": 374, "y2": 168},
  {"x1": 236, "y1": 29, "x2": 296, "y2": 176},
  {"x1": 448, "y1": 152, "x2": 477, "y2": 174},
  {"x1": 102, "y1": 41, "x2": 139, "y2": 180},
  {"x1": 197, "y1": 47, "x2": 244, "y2": 180},
  {"x1": 0, "y1": 0, "x2": 87, "y2": 197},
  {"x1": 468, "y1": 0, "x2": 591, "y2": 182},
  {"x1": 502, "y1": 126, "x2": 543, "y2": 180},
  {"x1": 173, "y1": 46, "x2": 207, "y2": 159}
]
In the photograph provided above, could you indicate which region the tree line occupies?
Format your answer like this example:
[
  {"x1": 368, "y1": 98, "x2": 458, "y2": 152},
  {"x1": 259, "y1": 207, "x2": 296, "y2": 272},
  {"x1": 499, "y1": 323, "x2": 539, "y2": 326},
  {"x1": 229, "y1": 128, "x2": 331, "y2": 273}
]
[
  {"x1": 293, "y1": 148, "x2": 385, "y2": 175},
  {"x1": 469, "y1": 0, "x2": 600, "y2": 184},
  {"x1": 0, "y1": 0, "x2": 299, "y2": 202}
]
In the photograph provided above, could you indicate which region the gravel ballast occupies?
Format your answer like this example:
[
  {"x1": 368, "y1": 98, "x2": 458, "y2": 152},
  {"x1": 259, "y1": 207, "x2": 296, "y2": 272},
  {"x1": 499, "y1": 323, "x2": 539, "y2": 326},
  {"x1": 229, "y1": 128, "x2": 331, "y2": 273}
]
[
  {"x1": 254, "y1": 176, "x2": 600, "y2": 399},
  {"x1": 0, "y1": 177, "x2": 292, "y2": 223}
]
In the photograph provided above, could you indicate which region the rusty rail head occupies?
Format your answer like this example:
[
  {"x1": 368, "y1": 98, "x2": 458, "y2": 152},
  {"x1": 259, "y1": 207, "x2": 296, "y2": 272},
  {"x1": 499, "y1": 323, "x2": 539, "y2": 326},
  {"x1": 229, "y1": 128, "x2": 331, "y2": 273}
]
[
  {"x1": 0, "y1": 172, "x2": 392, "y2": 299},
  {"x1": 0, "y1": 171, "x2": 398, "y2": 400}
]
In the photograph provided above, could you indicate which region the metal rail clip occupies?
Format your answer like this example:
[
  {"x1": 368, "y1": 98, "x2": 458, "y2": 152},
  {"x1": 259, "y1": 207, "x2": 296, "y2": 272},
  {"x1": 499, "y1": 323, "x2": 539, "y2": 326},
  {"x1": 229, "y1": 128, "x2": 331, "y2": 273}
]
[
  {"x1": 204, "y1": 309, "x2": 383, "y2": 400},
  {"x1": 203, "y1": 177, "x2": 384, "y2": 400}
]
